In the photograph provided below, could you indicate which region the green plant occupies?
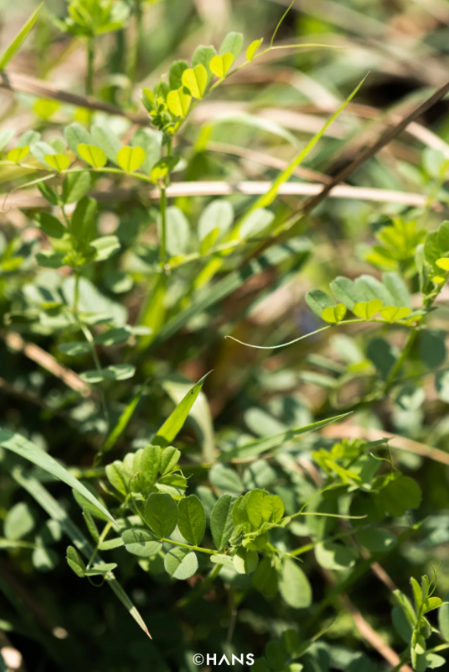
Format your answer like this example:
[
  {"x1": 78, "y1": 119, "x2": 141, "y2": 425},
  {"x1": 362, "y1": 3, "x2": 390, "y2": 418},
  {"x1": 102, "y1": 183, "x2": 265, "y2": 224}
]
[{"x1": 2, "y1": 1, "x2": 449, "y2": 671}]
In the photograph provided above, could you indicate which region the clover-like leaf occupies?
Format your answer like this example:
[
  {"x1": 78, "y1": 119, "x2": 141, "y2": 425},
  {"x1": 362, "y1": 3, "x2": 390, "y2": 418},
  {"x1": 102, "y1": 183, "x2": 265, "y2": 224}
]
[
  {"x1": 181, "y1": 64, "x2": 208, "y2": 99},
  {"x1": 353, "y1": 299, "x2": 382, "y2": 320},
  {"x1": 209, "y1": 53, "x2": 234, "y2": 79},
  {"x1": 178, "y1": 495, "x2": 206, "y2": 546},
  {"x1": 144, "y1": 492, "x2": 178, "y2": 538},
  {"x1": 246, "y1": 38, "x2": 263, "y2": 61},
  {"x1": 164, "y1": 547, "x2": 198, "y2": 580},
  {"x1": 150, "y1": 156, "x2": 179, "y2": 182},
  {"x1": 232, "y1": 548, "x2": 259, "y2": 574},
  {"x1": 35, "y1": 213, "x2": 65, "y2": 239},
  {"x1": 45, "y1": 153, "x2": 71, "y2": 172},
  {"x1": 116, "y1": 146, "x2": 146, "y2": 172},
  {"x1": 159, "y1": 446, "x2": 181, "y2": 475},
  {"x1": 77, "y1": 143, "x2": 107, "y2": 168},
  {"x1": 66, "y1": 545, "x2": 85, "y2": 578},
  {"x1": 380, "y1": 306, "x2": 411, "y2": 323},
  {"x1": 261, "y1": 495, "x2": 284, "y2": 523},
  {"x1": 166, "y1": 87, "x2": 191, "y2": 118},
  {"x1": 321, "y1": 303, "x2": 347, "y2": 323},
  {"x1": 122, "y1": 528, "x2": 162, "y2": 557},
  {"x1": 211, "y1": 495, "x2": 237, "y2": 551},
  {"x1": 7, "y1": 146, "x2": 29, "y2": 163},
  {"x1": 436, "y1": 257, "x2": 449, "y2": 271}
]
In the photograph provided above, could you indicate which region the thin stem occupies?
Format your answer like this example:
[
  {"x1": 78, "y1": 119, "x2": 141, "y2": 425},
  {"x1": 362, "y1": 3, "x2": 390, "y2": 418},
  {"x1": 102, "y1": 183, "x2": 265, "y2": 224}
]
[
  {"x1": 159, "y1": 137, "x2": 172, "y2": 263},
  {"x1": 161, "y1": 537, "x2": 218, "y2": 555},
  {"x1": 176, "y1": 563, "x2": 222, "y2": 609},
  {"x1": 160, "y1": 186, "x2": 167, "y2": 262},
  {"x1": 383, "y1": 274, "x2": 449, "y2": 395},
  {"x1": 383, "y1": 328, "x2": 418, "y2": 395},
  {"x1": 225, "y1": 317, "x2": 413, "y2": 351},
  {"x1": 73, "y1": 272, "x2": 80, "y2": 315},
  {"x1": 86, "y1": 37, "x2": 95, "y2": 96},
  {"x1": 80, "y1": 324, "x2": 110, "y2": 435},
  {"x1": 86, "y1": 522, "x2": 112, "y2": 570},
  {"x1": 128, "y1": 0, "x2": 142, "y2": 89}
]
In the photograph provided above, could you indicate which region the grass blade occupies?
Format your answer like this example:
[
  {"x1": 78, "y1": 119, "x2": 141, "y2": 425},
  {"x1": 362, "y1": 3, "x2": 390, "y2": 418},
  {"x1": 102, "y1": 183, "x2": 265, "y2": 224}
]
[
  {"x1": 221, "y1": 413, "x2": 352, "y2": 461},
  {"x1": 102, "y1": 381, "x2": 148, "y2": 454},
  {"x1": 195, "y1": 75, "x2": 368, "y2": 288},
  {"x1": 0, "y1": 3, "x2": 44, "y2": 70},
  {"x1": 147, "y1": 238, "x2": 310, "y2": 349},
  {"x1": 153, "y1": 372, "x2": 212, "y2": 447},
  {"x1": 162, "y1": 375, "x2": 216, "y2": 461},
  {"x1": 9, "y1": 462, "x2": 151, "y2": 639},
  {"x1": 0, "y1": 428, "x2": 117, "y2": 527}
]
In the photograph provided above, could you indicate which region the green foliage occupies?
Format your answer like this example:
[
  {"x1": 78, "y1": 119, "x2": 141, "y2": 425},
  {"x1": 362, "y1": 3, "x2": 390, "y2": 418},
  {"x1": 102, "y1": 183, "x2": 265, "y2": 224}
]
[{"x1": 1, "y1": 2, "x2": 449, "y2": 671}]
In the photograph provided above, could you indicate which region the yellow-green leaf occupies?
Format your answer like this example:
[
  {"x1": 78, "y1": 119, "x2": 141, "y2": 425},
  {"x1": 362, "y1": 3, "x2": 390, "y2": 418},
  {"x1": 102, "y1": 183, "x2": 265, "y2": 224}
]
[
  {"x1": 380, "y1": 306, "x2": 411, "y2": 323},
  {"x1": 246, "y1": 38, "x2": 263, "y2": 61},
  {"x1": 181, "y1": 64, "x2": 208, "y2": 99},
  {"x1": 321, "y1": 304, "x2": 347, "y2": 323},
  {"x1": 436, "y1": 257, "x2": 449, "y2": 271},
  {"x1": 353, "y1": 299, "x2": 382, "y2": 320},
  {"x1": 77, "y1": 143, "x2": 107, "y2": 168},
  {"x1": 166, "y1": 87, "x2": 191, "y2": 118},
  {"x1": 34, "y1": 99, "x2": 60, "y2": 120},
  {"x1": 209, "y1": 53, "x2": 234, "y2": 79},
  {"x1": 7, "y1": 146, "x2": 29, "y2": 163},
  {"x1": 44, "y1": 153, "x2": 71, "y2": 172},
  {"x1": 116, "y1": 146, "x2": 146, "y2": 172}
]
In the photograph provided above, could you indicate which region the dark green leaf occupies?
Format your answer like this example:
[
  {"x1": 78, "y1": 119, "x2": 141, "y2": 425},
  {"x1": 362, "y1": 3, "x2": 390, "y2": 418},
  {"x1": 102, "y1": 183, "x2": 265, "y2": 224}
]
[
  {"x1": 178, "y1": 495, "x2": 206, "y2": 546},
  {"x1": 62, "y1": 171, "x2": 91, "y2": 204},
  {"x1": 35, "y1": 213, "x2": 65, "y2": 239},
  {"x1": 210, "y1": 495, "x2": 237, "y2": 551},
  {"x1": 278, "y1": 559, "x2": 312, "y2": 608},
  {"x1": 144, "y1": 492, "x2": 178, "y2": 538},
  {"x1": 153, "y1": 373, "x2": 210, "y2": 447}
]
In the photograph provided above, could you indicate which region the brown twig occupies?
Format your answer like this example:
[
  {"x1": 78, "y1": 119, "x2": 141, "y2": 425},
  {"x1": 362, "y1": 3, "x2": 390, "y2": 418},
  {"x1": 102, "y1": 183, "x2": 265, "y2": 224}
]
[
  {"x1": 323, "y1": 421, "x2": 449, "y2": 466},
  {"x1": 0, "y1": 181, "x2": 436, "y2": 211},
  {"x1": 299, "y1": 78, "x2": 449, "y2": 215},
  {"x1": 0, "y1": 71, "x2": 149, "y2": 125},
  {"x1": 1, "y1": 330, "x2": 90, "y2": 396}
]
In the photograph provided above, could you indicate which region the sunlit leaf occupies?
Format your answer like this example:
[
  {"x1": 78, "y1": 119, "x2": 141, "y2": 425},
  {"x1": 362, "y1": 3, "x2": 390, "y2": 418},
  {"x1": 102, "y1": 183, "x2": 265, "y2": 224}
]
[
  {"x1": 77, "y1": 143, "x2": 107, "y2": 168},
  {"x1": 117, "y1": 146, "x2": 146, "y2": 172}
]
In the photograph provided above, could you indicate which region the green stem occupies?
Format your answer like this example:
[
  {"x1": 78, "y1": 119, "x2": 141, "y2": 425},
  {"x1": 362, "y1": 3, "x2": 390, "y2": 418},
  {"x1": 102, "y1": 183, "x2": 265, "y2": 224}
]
[
  {"x1": 74, "y1": 272, "x2": 80, "y2": 314},
  {"x1": 176, "y1": 563, "x2": 222, "y2": 609},
  {"x1": 86, "y1": 522, "x2": 112, "y2": 570},
  {"x1": 129, "y1": 0, "x2": 142, "y2": 89},
  {"x1": 160, "y1": 185, "x2": 167, "y2": 262},
  {"x1": 80, "y1": 325, "x2": 110, "y2": 436},
  {"x1": 161, "y1": 537, "x2": 218, "y2": 555},
  {"x1": 86, "y1": 36, "x2": 95, "y2": 96},
  {"x1": 383, "y1": 274, "x2": 449, "y2": 395},
  {"x1": 159, "y1": 137, "x2": 172, "y2": 263},
  {"x1": 383, "y1": 328, "x2": 418, "y2": 395}
]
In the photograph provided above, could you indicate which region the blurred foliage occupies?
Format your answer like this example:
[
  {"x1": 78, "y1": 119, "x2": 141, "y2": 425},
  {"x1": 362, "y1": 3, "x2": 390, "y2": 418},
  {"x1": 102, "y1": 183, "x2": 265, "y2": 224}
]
[{"x1": 1, "y1": 1, "x2": 449, "y2": 671}]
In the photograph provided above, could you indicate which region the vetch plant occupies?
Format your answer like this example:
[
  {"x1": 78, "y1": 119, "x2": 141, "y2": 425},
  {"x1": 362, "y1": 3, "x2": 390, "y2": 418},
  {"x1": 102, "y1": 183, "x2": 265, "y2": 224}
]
[{"x1": 1, "y1": 1, "x2": 449, "y2": 671}]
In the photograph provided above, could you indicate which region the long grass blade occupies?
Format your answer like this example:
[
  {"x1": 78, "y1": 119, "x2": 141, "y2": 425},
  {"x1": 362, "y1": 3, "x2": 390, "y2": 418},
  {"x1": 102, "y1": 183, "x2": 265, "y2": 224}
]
[
  {"x1": 0, "y1": 3, "x2": 44, "y2": 70},
  {"x1": 147, "y1": 238, "x2": 310, "y2": 350},
  {"x1": 153, "y1": 372, "x2": 212, "y2": 447},
  {"x1": 102, "y1": 381, "x2": 148, "y2": 454},
  {"x1": 220, "y1": 413, "x2": 352, "y2": 461},
  {"x1": 0, "y1": 428, "x2": 116, "y2": 527},
  {"x1": 195, "y1": 75, "x2": 369, "y2": 288},
  {"x1": 9, "y1": 463, "x2": 151, "y2": 639}
]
